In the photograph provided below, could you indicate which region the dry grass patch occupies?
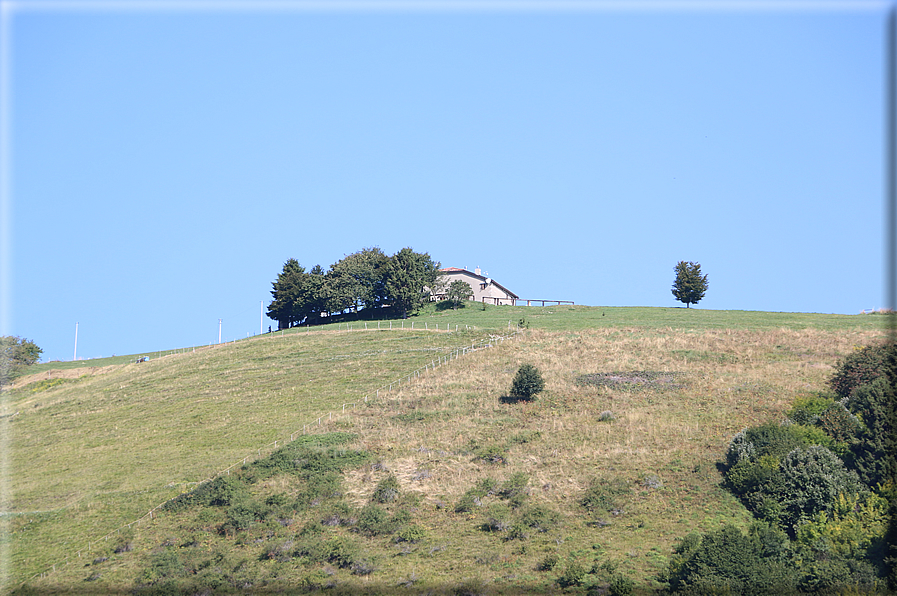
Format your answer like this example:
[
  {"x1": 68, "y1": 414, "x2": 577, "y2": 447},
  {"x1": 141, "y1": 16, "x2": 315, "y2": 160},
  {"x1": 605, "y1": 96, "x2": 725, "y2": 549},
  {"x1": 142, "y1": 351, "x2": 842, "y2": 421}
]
[{"x1": 12, "y1": 319, "x2": 887, "y2": 593}]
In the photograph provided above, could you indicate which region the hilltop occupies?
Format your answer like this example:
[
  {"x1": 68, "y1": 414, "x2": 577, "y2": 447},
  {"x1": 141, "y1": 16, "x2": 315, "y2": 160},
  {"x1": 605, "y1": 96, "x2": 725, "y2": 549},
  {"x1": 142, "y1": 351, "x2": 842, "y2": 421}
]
[{"x1": 4, "y1": 305, "x2": 890, "y2": 594}]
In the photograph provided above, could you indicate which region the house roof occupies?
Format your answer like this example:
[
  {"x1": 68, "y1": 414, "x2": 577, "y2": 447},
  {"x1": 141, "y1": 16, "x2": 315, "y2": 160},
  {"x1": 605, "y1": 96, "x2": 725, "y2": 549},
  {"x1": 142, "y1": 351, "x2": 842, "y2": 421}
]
[{"x1": 438, "y1": 267, "x2": 519, "y2": 300}]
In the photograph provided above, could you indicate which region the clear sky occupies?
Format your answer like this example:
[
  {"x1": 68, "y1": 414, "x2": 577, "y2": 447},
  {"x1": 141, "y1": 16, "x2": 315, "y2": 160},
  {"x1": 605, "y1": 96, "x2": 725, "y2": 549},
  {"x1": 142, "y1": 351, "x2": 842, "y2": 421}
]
[{"x1": 1, "y1": 1, "x2": 892, "y2": 363}]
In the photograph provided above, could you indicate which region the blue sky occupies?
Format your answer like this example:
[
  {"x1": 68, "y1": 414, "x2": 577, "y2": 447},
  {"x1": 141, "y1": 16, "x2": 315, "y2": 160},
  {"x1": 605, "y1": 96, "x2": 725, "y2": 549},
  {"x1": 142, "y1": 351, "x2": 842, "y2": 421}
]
[{"x1": 1, "y1": 1, "x2": 892, "y2": 363}]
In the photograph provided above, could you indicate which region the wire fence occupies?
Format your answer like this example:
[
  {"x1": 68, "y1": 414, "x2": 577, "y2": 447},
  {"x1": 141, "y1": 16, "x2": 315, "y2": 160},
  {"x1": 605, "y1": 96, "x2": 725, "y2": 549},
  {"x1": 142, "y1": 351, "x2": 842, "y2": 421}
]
[{"x1": 17, "y1": 325, "x2": 522, "y2": 588}]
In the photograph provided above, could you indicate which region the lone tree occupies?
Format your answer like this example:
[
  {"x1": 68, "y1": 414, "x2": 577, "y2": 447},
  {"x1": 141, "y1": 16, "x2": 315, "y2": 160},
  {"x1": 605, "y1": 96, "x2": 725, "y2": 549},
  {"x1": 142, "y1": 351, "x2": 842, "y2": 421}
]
[
  {"x1": 510, "y1": 364, "x2": 545, "y2": 401},
  {"x1": 671, "y1": 261, "x2": 708, "y2": 308},
  {"x1": 446, "y1": 279, "x2": 473, "y2": 309}
]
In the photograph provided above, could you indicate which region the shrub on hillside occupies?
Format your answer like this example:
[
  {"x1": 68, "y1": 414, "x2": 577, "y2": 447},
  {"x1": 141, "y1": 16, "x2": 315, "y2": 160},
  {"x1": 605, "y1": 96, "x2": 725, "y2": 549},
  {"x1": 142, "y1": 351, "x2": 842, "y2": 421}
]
[
  {"x1": 788, "y1": 392, "x2": 837, "y2": 426},
  {"x1": 498, "y1": 472, "x2": 530, "y2": 508},
  {"x1": 556, "y1": 561, "x2": 587, "y2": 588},
  {"x1": 777, "y1": 445, "x2": 864, "y2": 534},
  {"x1": 817, "y1": 400, "x2": 862, "y2": 444},
  {"x1": 725, "y1": 422, "x2": 803, "y2": 468},
  {"x1": 845, "y1": 377, "x2": 894, "y2": 488},
  {"x1": 165, "y1": 475, "x2": 251, "y2": 512},
  {"x1": 455, "y1": 478, "x2": 499, "y2": 513},
  {"x1": 663, "y1": 524, "x2": 798, "y2": 594},
  {"x1": 371, "y1": 474, "x2": 400, "y2": 503},
  {"x1": 828, "y1": 342, "x2": 892, "y2": 399},
  {"x1": 580, "y1": 478, "x2": 629, "y2": 518},
  {"x1": 509, "y1": 364, "x2": 545, "y2": 401}
]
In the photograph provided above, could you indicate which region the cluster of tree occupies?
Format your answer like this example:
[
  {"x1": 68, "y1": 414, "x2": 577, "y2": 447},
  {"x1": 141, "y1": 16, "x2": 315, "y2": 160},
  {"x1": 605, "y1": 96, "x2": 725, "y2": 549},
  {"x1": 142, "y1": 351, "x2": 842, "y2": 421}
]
[
  {"x1": 0, "y1": 335, "x2": 42, "y2": 383},
  {"x1": 662, "y1": 341, "x2": 897, "y2": 594},
  {"x1": 267, "y1": 247, "x2": 441, "y2": 329}
]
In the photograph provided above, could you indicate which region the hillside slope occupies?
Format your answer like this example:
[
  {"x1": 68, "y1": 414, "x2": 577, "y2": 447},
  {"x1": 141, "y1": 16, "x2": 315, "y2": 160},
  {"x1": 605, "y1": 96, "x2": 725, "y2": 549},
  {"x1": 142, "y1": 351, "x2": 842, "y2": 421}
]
[{"x1": 5, "y1": 306, "x2": 889, "y2": 594}]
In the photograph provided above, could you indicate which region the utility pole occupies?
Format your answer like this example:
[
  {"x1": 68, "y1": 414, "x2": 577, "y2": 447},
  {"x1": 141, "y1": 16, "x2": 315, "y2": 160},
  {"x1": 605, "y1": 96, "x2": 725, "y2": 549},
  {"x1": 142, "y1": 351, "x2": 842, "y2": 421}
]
[
  {"x1": 73, "y1": 322, "x2": 78, "y2": 361},
  {"x1": 218, "y1": 319, "x2": 222, "y2": 344}
]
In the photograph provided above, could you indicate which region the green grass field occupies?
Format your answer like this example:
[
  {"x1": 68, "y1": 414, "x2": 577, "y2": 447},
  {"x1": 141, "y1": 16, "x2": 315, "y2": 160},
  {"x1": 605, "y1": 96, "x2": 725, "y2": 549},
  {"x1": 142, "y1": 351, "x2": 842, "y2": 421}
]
[{"x1": 3, "y1": 304, "x2": 892, "y2": 594}]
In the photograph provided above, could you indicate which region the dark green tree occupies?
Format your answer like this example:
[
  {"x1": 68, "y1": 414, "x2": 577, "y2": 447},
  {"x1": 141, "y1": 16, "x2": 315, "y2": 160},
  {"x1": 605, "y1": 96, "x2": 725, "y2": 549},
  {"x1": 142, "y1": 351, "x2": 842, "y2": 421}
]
[
  {"x1": 267, "y1": 260, "x2": 326, "y2": 329},
  {"x1": 383, "y1": 248, "x2": 440, "y2": 319},
  {"x1": 446, "y1": 279, "x2": 473, "y2": 309},
  {"x1": 267, "y1": 259, "x2": 305, "y2": 329},
  {"x1": 0, "y1": 336, "x2": 43, "y2": 383},
  {"x1": 671, "y1": 261, "x2": 708, "y2": 308},
  {"x1": 324, "y1": 247, "x2": 389, "y2": 315},
  {"x1": 510, "y1": 364, "x2": 545, "y2": 401}
]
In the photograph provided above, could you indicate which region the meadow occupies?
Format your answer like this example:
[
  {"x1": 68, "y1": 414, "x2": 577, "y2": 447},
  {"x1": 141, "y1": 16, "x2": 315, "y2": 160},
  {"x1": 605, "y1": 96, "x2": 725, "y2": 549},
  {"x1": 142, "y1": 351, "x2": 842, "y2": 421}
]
[{"x1": 3, "y1": 304, "x2": 890, "y2": 594}]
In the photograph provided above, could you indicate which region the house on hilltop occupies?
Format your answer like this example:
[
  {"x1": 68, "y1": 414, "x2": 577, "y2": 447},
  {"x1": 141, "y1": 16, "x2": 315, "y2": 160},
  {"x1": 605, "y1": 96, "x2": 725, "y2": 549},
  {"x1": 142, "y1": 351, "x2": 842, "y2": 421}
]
[{"x1": 434, "y1": 267, "x2": 519, "y2": 306}]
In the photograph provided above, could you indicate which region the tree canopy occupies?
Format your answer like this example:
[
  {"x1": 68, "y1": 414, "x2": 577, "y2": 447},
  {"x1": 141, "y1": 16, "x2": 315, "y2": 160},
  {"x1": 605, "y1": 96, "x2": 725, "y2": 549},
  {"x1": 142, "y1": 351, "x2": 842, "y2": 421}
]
[
  {"x1": 383, "y1": 248, "x2": 441, "y2": 319},
  {"x1": 445, "y1": 279, "x2": 474, "y2": 310},
  {"x1": 671, "y1": 261, "x2": 708, "y2": 308},
  {"x1": 1, "y1": 335, "x2": 43, "y2": 383},
  {"x1": 267, "y1": 247, "x2": 441, "y2": 328}
]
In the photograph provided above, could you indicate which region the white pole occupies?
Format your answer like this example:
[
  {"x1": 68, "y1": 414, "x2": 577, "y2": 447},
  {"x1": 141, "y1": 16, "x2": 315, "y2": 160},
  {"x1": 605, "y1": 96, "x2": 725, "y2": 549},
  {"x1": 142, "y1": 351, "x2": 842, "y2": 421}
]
[
  {"x1": 218, "y1": 319, "x2": 222, "y2": 344},
  {"x1": 73, "y1": 322, "x2": 78, "y2": 361}
]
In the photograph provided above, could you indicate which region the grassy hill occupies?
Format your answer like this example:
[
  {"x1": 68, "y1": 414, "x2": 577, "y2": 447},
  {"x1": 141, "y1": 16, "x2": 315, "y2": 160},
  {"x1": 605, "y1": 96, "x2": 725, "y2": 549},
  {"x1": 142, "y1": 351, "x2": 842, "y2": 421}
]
[{"x1": 3, "y1": 305, "x2": 890, "y2": 594}]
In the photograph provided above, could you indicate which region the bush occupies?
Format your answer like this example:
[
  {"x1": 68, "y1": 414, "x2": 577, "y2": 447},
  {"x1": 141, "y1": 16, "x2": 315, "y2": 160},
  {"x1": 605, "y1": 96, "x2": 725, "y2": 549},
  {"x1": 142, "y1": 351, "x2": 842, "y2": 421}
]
[
  {"x1": 665, "y1": 524, "x2": 798, "y2": 594},
  {"x1": 455, "y1": 478, "x2": 499, "y2": 513},
  {"x1": 538, "y1": 553, "x2": 559, "y2": 571},
  {"x1": 817, "y1": 401, "x2": 862, "y2": 443},
  {"x1": 725, "y1": 423, "x2": 803, "y2": 468},
  {"x1": 474, "y1": 444, "x2": 508, "y2": 465},
  {"x1": 165, "y1": 475, "x2": 250, "y2": 512},
  {"x1": 519, "y1": 505, "x2": 561, "y2": 533},
  {"x1": 794, "y1": 491, "x2": 888, "y2": 563},
  {"x1": 788, "y1": 392, "x2": 837, "y2": 426},
  {"x1": 394, "y1": 524, "x2": 426, "y2": 543},
  {"x1": 371, "y1": 474, "x2": 400, "y2": 503},
  {"x1": 510, "y1": 364, "x2": 545, "y2": 400},
  {"x1": 222, "y1": 499, "x2": 266, "y2": 534},
  {"x1": 498, "y1": 472, "x2": 529, "y2": 507},
  {"x1": 777, "y1": 445, "x2": 863, "y2": 533},
  {"x1": 608, "y1": 574, "x2": 635, "y2": 596},
  {"x1": 581, "y1": 478, "x2": 629, "y2": 515},
  {"x1": 557, "y1": 561, "x2": 586, "y2": 588},
  {"x1": 829, "y1": 343, "x2": 892, "y2": 399},
  {"x1": 355, "y1": 503, "x2": 395, "y2": 536},
  {"x1": 845, "y1": 377, "x2": 894, "y2": 488}
]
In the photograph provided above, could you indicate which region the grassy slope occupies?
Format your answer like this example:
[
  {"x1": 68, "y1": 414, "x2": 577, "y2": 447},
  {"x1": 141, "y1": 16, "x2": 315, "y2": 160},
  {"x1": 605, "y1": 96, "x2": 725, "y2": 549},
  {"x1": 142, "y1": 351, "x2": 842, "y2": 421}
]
[{"x1": 4, "y1": 305, "x2": 891, "y2": 594}]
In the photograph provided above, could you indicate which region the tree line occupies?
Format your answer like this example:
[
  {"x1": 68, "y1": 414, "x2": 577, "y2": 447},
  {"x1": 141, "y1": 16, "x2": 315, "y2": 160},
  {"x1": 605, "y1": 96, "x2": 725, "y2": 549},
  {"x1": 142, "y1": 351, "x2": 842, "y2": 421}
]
[{"x1": 266, "y1": 247, "x2": 441, "y2": 329}]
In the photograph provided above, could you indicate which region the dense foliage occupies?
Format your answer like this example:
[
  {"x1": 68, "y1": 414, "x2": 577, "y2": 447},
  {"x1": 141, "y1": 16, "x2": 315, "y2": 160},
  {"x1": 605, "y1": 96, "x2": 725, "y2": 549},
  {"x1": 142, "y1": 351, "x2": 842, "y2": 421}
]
[
  {"x1": 665, "y1": 341, "x2": 896, "y2": 594},
  {"x1": 445, "y1": 279, "x2": 474, "y2": 309},
  {"x1": 0, "y1": 335, "x2": 42, "y2": 383},
  {"x1": 509, "y1": 363, "x2": 545, "y2": 401},
  {"x1": 267, "y1": 247, "x2": 441, "y2": 328}
]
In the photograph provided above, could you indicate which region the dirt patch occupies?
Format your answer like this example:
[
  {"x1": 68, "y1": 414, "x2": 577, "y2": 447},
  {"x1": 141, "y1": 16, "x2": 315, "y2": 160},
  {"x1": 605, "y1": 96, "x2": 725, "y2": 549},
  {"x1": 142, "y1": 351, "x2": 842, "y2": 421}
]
[{"x1": 575, "y1": 371, "x2": 686, "y2": 392}]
